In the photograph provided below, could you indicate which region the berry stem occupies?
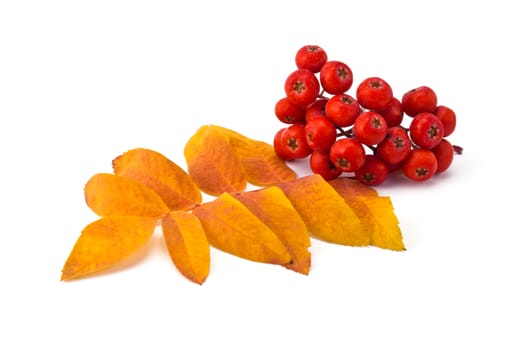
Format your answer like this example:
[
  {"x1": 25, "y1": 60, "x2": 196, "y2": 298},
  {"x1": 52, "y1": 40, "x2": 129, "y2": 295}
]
[
  {"x1": 453, "y1": 144, "x2": 463, "y2": 155},
  {"x1": 336, "y1": 126, "x2": 353, "y2": 138}
]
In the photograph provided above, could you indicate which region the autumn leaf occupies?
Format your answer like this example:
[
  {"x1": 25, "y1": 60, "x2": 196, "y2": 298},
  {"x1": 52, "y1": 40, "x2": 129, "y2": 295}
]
[
  {"x1": 113, "y1": 148, "x2": 202, "y2": 211},
  {"x1": 192, "y1": 192, "x2": 292, "y2": 265},
  {"x1": 161, "y1": 211, "x2": 210, "y2": 284},
  {"x1": 235, "y1": 186, "x2": 311, "y2": 275},
  {"x1": 61, "y1": 216, "x2": 157, "y2": 281},
  {"x1": 64, "y1": 125, "x2": 407, "y2": 284},
  {"x1": 329, "y1": 178, "x2": 405, "y2": 251},
  {"x1": 184, "y1": 125, "x2": 247, "y2": 196},
  {"x1": 213, "y1": 125, "x2": 296, "y2": 186},
  {"x1": 276, "y1": 174, "x2": 369, "y2": 246},
  {"x1": 84, "y1": 173, "x2": 169, "y2": 218}
]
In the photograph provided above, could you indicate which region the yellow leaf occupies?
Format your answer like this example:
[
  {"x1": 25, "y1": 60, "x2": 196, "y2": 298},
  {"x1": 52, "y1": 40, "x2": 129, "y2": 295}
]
[
  {"x1": 192, "y1": 192, "x2": 291, "y2": 265},
  {"x1": 84, "y1": 173, "x2": 169, "y2": 218},
  {"x1": 213, "y1": 125, "x2": 297, "y2": 186},
  {"x1": 61, "y1": 216, "x2": 157, "y2": 281},
  {"x1": 235, "y1": 186, "x2": 311, "y2": 275},
  {"x1": 113, "y1": 148, "x2": 202, "y2": 211},
  {"x1": 276, "y1": 174, "x2": 369, "y2": 246},
  {"x1": 161, "y1": 211, "x2": 210, "y2": 284},
  {"x1": 329, "y1": 177, "x2": 405, "y2": 251},
  {"x1": 184, "y1": 125, "x2": 247, "y2": 196}
]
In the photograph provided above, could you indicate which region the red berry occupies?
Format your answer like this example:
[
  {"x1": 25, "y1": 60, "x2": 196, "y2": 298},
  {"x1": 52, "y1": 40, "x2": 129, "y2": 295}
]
[
  {"x1": 386, "y1": 160, "x2": 403, "y2": 173},
  {"x1": 295, "y1": 45, "x2": 328, "y2": 73},
  {"x1": 353, "y1": 111, "x2": 388, "y2": 146},
  {"x1": 273, "y1": 128, "x2": 292, "y2": 160},
  {"x1": 401, "y1": 86, "x2": 438, "y2": 117},
  {"x1": 355, "y1": 155, "x2": 389, "y2": 186},
  {"x1": 325, "y1": 94, "x2": 361, "y2": 127},
  {"x1": 305, "y1": 97, "x2": 329, "y2": 122},
  {"x1": 433, "y1": 105, "x2": 456, "y2": 137},
  {"x1": 356, "y1": 77, "x2": 393, "y2": 111},
  {"x1": 376, "y1": 97, "x2": 404, "y2": 127},
  {"x1": 329, "y1": 138, "x2": 366, "y2": 172},
  {"x1": 274, "y1": 97, "x2": 305, "y2": 124},
  {"x1": 409, "y1": 112, "x2": 444, "y2": 149},
  {"x1": 305, "y1": 116, "x2": 337, "y2": 152},
  {"x1": 284, "y1": 69, "x2": 320, "y2": 107},
  {"x1": 402, "y1": 149, "x2": 438, "y2": 182},
  {"x1": 431, "y1": 138, "x2": 454, "y2": 173},
  {"x1": 309, "y1": 150, "x2": 343, "y2": 181},
  {"x1": 275, "y1": 124, "x2": 312, "y2": 160},
  {"x1": 376, "y1": 126, "x2": 412, "y2": 165},
  {"x1": 319, "y1": 61, "x2": 353, "y2": 95}
]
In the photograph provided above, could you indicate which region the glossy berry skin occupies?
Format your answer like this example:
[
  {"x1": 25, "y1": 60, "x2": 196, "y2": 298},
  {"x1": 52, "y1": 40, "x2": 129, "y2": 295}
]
[
  {"x1": 409, "y1": 112, "x2": 444, "y2": 149},
  {"x1": 284, "y1": 69, "x2": 320, "y2": 107},
  {"x1": 433, "y1": 105, "x2": 456, "y2": 137},
  {"x1": 325, "y1": 94, "x2": 361, "y2": 127},
  {"x1": 309, "y1": 150, "x2": 343, "y2": 181},
  {"x1": 319, "y1": 61, "x2": 353, "y2": 95},
  {"x1": 353, "y1": 111, "x2": 388, "y2": 146},
  {"x1": 401, "y1": 86, "x2": 438, "y2": 117},
  {"x1": 274, "y1": 124, "x2": 312, "y2": 160},
  {"x1": 355, "y1": 155, "x2": 389, "y2": 186},
  {"x1": 274, "y1": 97, "x2": 305, "y2": 124},
  {"x1": 305, "y1": 97, "x2": 329, "y2": 122},
  {"x1": 329, "y1": 138, "x2": 366, "y2": 172},
  {"x1": 377, "y1": 97, "x2": 404, "y2": 127},
  {"x1": 402, "y1": 149, "x2": 438, "y2": 182},
  {"x1": 295, "y1": 45, "x2": 328, "y2": 73},
  {"x1": 431, "y1": 138, "x2": 454, "y2": 173},
  {"x1": 304, "y1": 116, "x2": 337, "y2": 152},
  {"x1": 356, "y1": 77, "x2": 393, "y2": 111},
  {"x1": 376, "y1": 126, "x2": 412, "y2": 165}
]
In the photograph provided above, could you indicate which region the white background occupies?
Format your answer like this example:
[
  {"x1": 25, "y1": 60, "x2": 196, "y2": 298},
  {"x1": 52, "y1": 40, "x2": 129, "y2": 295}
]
[{"x1": 1, "y1": 1, "x2": 524, "y2": 349}]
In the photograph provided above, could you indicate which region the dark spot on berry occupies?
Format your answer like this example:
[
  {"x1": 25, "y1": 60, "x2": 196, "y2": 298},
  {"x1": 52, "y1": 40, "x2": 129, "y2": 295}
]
[
  {"x1": 370, "y1": 81, "x2": 382, "y2": 89},
  {"x1": 416, "y1": 167, "x2": 429, "y2": 177},
  {"x1": 288, "y1": 137, "x2": 299, "y2": 150},
  {"x1": 293, "y1": 81, "x2": 306, "y2": 94},
  {"x1": 337, "y1": 67, "x2": 349, "y2": 80}
]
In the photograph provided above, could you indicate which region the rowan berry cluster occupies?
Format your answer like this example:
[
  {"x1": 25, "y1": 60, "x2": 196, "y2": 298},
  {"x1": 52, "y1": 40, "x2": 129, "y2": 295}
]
[{"x1": 273, "y1": 45, "x2": 461, "y2": 185}]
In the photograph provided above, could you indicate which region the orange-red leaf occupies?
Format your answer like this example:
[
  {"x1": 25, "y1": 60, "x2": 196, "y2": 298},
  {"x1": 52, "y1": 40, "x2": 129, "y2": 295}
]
[
  {"x1": 84, "y1": 173, "x2": 169, "y2": 218},
  {"x1": 113, "y1": 148, "x2": 202, "y2": 210},
  {"x1": 192, "y1": 192, "x2": 291, "y2": 265},
  {"x1": 329, "y1": 178, "x2": 405, "y2": 251},
  {"x1": 213, "y1": 125, "x2": 297, "y2": 186},
  {"x1": 161, "y1": 211, "x2": 210, "y2": 284},
  {"x1": 61, "y1": 216, "x2": 157, "y2": 281},
  {"x1": 276, "y1": 174, "x2": 369, "y2": 246},
  {"x1": 184, "y1": 125, "x2": 247, "y2": 196},
  {"x1": 235, "y1": 186, "x2": 310, "y2": 274}
]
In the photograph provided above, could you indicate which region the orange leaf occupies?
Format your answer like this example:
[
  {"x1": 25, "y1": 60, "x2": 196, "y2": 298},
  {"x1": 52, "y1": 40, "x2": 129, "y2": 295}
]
[
  {"x1": 161, "y1": 211, "x2": 210, "y2": 284},
  {"x1": 330, "y1": 178, "x2": 405, "y2": 251},
  {"x1": 192, "y1": 192, "x2": 292, "y2": 265},
  {"x1": 213, "y1": 125, "x2": 297, "y2": 186},
  {"x1": 184, "y1": 125, "x2": 247, "y2": 196},
  {"x1": 84, "y1": 173, "x2": 169, "y2": 218},
  {"x1": 61, "y1": 216, "x2": 157, "y2": 281},
  {"x1": 235, "y1": 186, "x2": 310, "y2": 274},
  {"x1": 276, "y1": 174, "x2": 369, "y2": 246},
  {"x1": 113, "y1": 148, "x2": 202, "y2": 211}
]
